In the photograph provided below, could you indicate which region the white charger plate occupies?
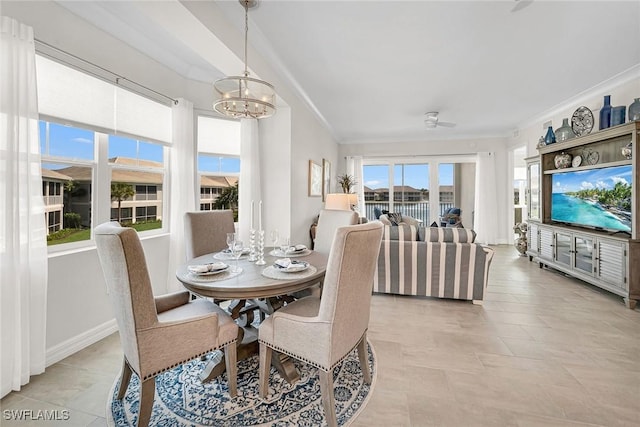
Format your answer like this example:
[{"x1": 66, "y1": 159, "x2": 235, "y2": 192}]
[{"x1": 273, "y1": 260, "x2": 309, "y2": 273}]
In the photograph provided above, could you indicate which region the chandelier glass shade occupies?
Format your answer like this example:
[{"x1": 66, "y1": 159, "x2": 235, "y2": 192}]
[{"x1": 213, "y1": 0, "x2": 276, "y2": 119}]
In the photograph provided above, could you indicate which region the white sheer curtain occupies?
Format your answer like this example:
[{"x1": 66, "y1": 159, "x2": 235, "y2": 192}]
[
  {"x1": 1, "y1": 16, "x2": 48, "y2": 398},
  {"x1": 166, "y1": 98, "x2": 196, "y2": 292},
  {"x1": 346, "y1": 156, "x2": 364, "y2": 215},
  {"x1": 238, "y1": 119, "x2": 262, "y2": 242},
  {"x1": 474, "y1": 152, "x2": 500, "y2": 244}
]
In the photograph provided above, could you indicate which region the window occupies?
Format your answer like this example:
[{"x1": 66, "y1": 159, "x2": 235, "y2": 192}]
[
  {"x1": 36, "y1": 54, "x2": 171, "y2": 250},
  {"x1": 135, "y1": 206, "x2": 157, "y2": 222},
  {"x1": 197, "y1": 116, "x2": 241, "y2": 219},
  {"x1": 363, "y1": 158, "x2": 476, "y2": 225},
  {"x1": 393, "y1": 164, "x2": 429, "y2": 223},
  {"x1": 109, "y1": 135, "x2": 164, "y2": 229},
  {"x1": 40, "y1": 121, "x2": 95, "y2": 246}
]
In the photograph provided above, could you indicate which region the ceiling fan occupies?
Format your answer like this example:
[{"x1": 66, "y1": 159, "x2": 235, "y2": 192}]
[{"x1": 424, "y1": 112, "x2": 456, "y2": 129}]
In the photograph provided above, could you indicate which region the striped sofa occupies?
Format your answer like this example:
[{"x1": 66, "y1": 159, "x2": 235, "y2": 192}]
[{"x1": 373, "y1": 225, "x2": 494, "y2": 304}]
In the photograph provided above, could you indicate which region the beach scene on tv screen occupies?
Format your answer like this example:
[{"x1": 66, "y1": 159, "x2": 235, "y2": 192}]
[{"x1": 551, "y1": 165, "x2": 632, "y2": 232}]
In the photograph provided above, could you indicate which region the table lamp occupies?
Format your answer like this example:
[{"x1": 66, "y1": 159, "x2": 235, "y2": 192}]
[{"x1": 325, "y1": 193, "x2": 358, "y2": 211}]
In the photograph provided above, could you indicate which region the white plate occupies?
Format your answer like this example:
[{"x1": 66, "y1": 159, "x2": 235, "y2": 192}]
[
  {"x1": 188, "y1": 263, "x2": 229, "y2": 275},
  {"x1": 270, "y1": 248, "x2": 311, "y2": 257},
  {"x1": 572, "y1": 155, "x2": 582, "y2": 168},
  {"x1": 221, "y1": 247, "x2": 251, "y2": 255},
  {"x1": 273, "y1": 260, "x2": 309, "y2": 273},
  {"x1": 192, "y1": 267, "x2": 229, "y2": 276}
]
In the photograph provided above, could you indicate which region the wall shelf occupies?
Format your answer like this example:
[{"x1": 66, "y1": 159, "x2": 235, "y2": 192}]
[
  {"x1": 543, "y1": 159, "x2": 632, "y2": 175},
  {"x1": 526, "y1": 121, "x2": 640, "y2": 309}
]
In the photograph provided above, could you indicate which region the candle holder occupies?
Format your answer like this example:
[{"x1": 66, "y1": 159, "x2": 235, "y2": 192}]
[
  {"x1": 248, "y1": 228, "x2": 257, "y2": 262},
  {"x1": 255, "y1": 230, "x2": 266, "y2": 265}
]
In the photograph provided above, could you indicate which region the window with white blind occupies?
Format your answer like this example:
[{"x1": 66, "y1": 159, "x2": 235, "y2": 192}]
[
  {"x1": 37, "y1": 54, "x2": 171, "y2": 248},
  {"x1": 196, "y1": 115, "x2": 240, "y2": 219}
]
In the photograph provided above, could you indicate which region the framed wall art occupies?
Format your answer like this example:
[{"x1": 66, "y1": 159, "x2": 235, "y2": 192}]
[
  {"x1": 308, "y1": 160, "x2": 322, "y2": 197},
  {"x1": 322, "y1": 158, "x2": 331, "y2": 201}
]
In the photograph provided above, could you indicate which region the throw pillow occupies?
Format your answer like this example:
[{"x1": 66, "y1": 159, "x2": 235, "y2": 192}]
[{"x1": 387, "y1": 212, "x2": 402, "y2": 226}]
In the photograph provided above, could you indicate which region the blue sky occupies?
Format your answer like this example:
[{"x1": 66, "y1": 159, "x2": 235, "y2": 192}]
[
  {"x1": 363, "y1": 163, "x2": 453, "y2": 190},
  {"x1": 552, "y1": 165, "x2": 632, "y2": 193},
  {"x1": 40, "y1": 121, "x2": 239, "y2": 173}
]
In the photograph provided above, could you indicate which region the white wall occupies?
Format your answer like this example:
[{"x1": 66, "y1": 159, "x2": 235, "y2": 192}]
[{"x1": 510, "y1": 69, "x2": 640, "y2": 156}]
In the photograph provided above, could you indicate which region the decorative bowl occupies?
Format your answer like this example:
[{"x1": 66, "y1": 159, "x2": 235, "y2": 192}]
[
  {"x1": 622, "y1": 142, "x2": 632, "y2": 160},
  {"x1": 554, "y1": 152, "x2": 572, "y2": 169}
]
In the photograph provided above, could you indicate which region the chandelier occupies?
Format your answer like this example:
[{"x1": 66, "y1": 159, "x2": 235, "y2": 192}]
[{"x1": 213, "y1": 0, "x2": 276, "y2": 119}]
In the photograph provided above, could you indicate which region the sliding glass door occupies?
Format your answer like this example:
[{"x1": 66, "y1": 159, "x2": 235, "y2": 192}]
[
  {"x1": 393, "y1": 163, "x2": 429, "y2": 224},
  {"x1": 362, "y1": 158, "x2": 476, "y2": 227}
]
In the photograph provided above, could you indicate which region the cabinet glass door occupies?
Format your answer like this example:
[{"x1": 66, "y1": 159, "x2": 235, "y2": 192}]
[
  {"x1": 555, "y1": 232, "x2": 571, "y2": 266},
  {"x1": 527, "y1": 161, "x2": 540, "y2": 221},
  {"x1": 574, "y1": 236, "x2": 594, "y2": 275}
]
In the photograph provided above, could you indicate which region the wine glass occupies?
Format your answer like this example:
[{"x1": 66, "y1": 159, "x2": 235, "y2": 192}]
[
  {"x1": 226, "y1": 233, "x2": 235, "y2": 255},
  {"x1": 279, "y1": 236, "x2": 290, "y2": 256},
  {"x1": 231, "y1": 239, "x2": 244, "y2": 273},
  {"x1": 270, "y1": 229, "x2": 279, "y2": 253}
]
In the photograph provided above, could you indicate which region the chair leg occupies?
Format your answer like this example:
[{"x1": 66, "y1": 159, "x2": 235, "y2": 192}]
[
  {"x1": 319, "y1": 370, "x2": 337, "y2": 427},
  {"x1": 137, "y1": 378, "x2": 155, "y2": 427},
  {"x1": 116, "y1": 357, "x2": 133, "y2": 400},
  {"x1": 224, "y1": 343, "x2": 238, "y2": 397},
  {"x1": 259, "y1": 343, "x2": 272, "y2": 398},
  {"x1": 356, "y1": 335, "x2": 371, "y2": 385}
]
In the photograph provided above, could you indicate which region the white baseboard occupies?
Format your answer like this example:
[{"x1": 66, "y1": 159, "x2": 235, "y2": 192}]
[{"x1": 46, "y1": 319, "x2": 118, "y2": 367}]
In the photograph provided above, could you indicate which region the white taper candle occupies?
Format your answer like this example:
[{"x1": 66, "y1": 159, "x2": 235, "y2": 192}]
[{"x1": 251, "y1": 200, "x2": 255, "y2": 230}]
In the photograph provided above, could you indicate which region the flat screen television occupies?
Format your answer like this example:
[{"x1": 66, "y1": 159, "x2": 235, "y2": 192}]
[{"x1": 551, "y1": 164, "x2": 632, "y2": 233}]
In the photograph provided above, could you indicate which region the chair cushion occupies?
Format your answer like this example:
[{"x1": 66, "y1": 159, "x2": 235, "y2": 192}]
[
  {"x1": 418, "y1": 227, "x2": 476, "y2": 243},
  {"x1": 157, "y1": 298, "x2": 238, "y2": 345},
  {"x1": 259, "y1": 297, "x2": 321, "y2": 344}
]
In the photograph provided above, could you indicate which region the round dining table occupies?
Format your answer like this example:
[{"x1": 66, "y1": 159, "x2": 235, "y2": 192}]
[
  {"x1": 176, "y1": 249, "x2": 328, "y2": 300},
  {"x1": 176, "y1": 248, "x2": 328, "y2": 384}
]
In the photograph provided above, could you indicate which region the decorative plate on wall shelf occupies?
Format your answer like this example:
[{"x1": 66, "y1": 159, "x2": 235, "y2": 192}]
[
  {"x1": 571, "y1": 106, "x2": 594, "y2": 137},
  {"x1": 572, "y1": 155, "x2": 582, "y2": 167},
  {"x1": 583, "y1": 148, "x2": 599, "y2": 165}
]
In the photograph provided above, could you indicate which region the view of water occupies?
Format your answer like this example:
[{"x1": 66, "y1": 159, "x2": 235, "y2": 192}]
[{"x1": 552, "y1": 193, "x2": 630, "y2": 232}]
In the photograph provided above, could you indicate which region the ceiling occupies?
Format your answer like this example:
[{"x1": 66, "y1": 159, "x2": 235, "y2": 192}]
[{"x1": 56, "y1": 0, "x2": 640, "y2": 144}]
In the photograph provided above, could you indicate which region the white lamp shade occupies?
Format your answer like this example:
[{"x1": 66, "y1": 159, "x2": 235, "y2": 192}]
[{"x1": 325, "y1": 193, "x2": 356, "y2": 210}]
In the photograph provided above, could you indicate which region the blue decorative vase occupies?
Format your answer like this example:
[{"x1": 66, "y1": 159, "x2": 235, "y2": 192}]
[
  {"x1": 629, "y1": 98, "x2": 640, "y2": 121},
  {"x1": 599, "y1": 95, "x2": 612, "y2": 130},
  {"x1": 611, "y1": 106, "x2": 626, "y2": 126},
  {"x1": 544, "y1": 126, "x2": 556, "y2": 144}
]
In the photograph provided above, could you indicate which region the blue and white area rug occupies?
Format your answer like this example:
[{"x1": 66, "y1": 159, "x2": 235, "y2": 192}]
[{"x1": 107, "y1": 342, "x2": 376, "y2": 426}]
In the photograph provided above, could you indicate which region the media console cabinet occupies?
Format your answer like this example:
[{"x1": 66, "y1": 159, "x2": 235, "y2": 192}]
[{"x1": 526, "y1": 121, "x2": 640, "y2": 309}]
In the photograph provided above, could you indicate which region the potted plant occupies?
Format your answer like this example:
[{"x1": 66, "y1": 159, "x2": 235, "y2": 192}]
[{"x1": 337, "y1": 174, "x2": 356, "y2": 193}]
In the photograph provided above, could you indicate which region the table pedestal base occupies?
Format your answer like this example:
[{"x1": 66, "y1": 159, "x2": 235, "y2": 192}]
[{"x1": 199, "y1": 298, "x2": 300, "y2": 384}]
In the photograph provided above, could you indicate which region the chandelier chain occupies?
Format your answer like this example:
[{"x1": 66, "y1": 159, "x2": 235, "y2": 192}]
[{"x1": 244, "y1": 0, "x2": 249, "y2": 76}]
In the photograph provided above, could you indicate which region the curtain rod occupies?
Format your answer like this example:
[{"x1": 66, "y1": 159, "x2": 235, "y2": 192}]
[
  {"x1": 34, "y1": 39, "x2": 178, "y2": 106},
  {"x1": 346, "y1": 153, "x2": 479, "y2": 160}
]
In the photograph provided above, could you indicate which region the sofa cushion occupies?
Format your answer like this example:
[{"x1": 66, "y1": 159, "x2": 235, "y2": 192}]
[
  {"x1": 418, "y1": 226, "x2": 476, "y2": 243},
  {"x1": 383, "y1": 224, "x2": 418, "y2": 241}
]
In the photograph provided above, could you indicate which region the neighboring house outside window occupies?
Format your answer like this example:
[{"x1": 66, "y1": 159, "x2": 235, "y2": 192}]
[
  {"x1": 199, "y1": 175, "x2": 238, "y2": 210},
  {"x1": 41, "y1": 168, "x2": 70, "y2": 234}
]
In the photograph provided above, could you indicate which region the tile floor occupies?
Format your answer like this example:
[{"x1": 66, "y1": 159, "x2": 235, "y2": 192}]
[{"x1": 2, "y1": 245, "x2": 639, "y2": 426}]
